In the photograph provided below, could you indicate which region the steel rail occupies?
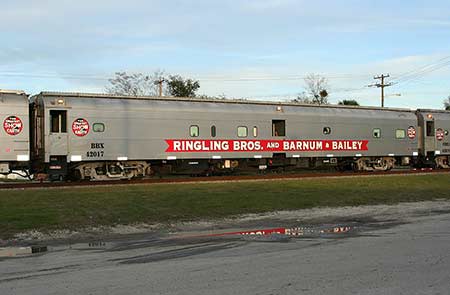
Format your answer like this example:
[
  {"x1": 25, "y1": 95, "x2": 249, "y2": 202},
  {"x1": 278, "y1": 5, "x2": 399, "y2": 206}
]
[{"x1": 0, "y1": 168, "x2": 449, "y2": 190}]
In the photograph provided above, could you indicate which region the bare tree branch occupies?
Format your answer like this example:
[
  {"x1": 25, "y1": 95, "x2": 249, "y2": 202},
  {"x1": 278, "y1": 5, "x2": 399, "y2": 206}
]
[
  {"x1": 106, "y1": 70, "x2": 166, "y2": 96},
  {"x1": 304, "y1": 73, "x2": 329, "y2": 104},
  {"x1": 294, "y1": 74, "x2": 329, "y2": 105}
]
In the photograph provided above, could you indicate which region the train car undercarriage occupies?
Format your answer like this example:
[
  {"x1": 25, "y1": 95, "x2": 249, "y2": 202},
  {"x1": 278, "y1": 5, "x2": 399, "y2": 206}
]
[
  {"x1": 71, "y1": 161, "x2": 150, "y2": 181},
  {"x1": 60, "y1": 155, "x2": 427, "y2": 181}
]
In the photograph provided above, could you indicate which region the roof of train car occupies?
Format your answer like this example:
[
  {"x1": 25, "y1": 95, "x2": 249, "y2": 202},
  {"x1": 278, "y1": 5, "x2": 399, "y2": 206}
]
[
  {"x1": 417, "y1": 109, "x2": 450, "y2": 114},
  {"x1": 0, "y1": 89, "x2": 26, "y2": 95},
  {"x1": 0, "y1": 90, "x2": 29, "y2": 106},
  {"x1": 35, "y1": 91, "x2": 417, "y2": 113},
  {"x1": 416, "y1": 109, "x2": 450, "y2": 121}
]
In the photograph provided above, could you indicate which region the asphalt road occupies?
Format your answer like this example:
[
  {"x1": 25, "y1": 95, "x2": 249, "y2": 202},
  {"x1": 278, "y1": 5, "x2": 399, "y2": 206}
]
[{"x1": 1, "y1": 212, "x2": 450, "y2": 294}]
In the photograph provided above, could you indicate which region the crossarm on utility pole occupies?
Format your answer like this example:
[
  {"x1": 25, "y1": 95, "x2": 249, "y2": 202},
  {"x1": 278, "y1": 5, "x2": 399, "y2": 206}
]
[{"x1": 369, "y1": 74, "x2": 393, "y2": 107}]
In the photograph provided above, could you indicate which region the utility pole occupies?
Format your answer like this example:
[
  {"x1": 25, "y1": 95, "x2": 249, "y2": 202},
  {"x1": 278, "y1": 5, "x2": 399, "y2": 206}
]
[
  {"x1": 369, "y1": 74, "x2": 393, "y2": 107},
  {"x1": 155, "y1": 79, "x2": 166, "y2": 97}
]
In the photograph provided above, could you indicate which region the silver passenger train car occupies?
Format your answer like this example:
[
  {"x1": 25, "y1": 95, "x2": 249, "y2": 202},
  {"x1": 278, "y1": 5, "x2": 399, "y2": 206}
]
[
  {"x1": 0, "y1": 90, "x2": 30, "y2": 175},
  {"x1": 0, "y1": 90, "x2": 448, "y2": 180},
  {"x1": 416, "y1": 109, "x2": 450, "y2": 168},
  {"x1": 28, "y1": 91, "x2": 447, "y2": 181}
]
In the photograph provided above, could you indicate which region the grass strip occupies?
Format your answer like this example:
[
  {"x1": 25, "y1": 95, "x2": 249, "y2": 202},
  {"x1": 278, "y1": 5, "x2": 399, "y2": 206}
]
[{"x1": 1, "y1": 174, "x2": 450, "y2": 238}]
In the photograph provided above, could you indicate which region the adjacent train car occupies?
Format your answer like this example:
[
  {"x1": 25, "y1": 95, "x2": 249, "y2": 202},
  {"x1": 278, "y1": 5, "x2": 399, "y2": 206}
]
[
  {"x1": 0, "y1": 90, "x2": 30, "y2": 175},
  {"x1": 31, "y1": 92, "x2": 419, "y2": 180},
  {"x1": 416, "y1": 109, "x2": 450, "y2": 168}
]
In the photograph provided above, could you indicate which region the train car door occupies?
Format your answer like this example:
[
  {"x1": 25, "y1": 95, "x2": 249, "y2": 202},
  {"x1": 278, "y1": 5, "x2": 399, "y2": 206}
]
[
  {"x1": 424, "y1": 119, "x2": 436, "y2": 155},
  {"x1": 48, "y1": 110, "x2": 68, "y2": 155}
]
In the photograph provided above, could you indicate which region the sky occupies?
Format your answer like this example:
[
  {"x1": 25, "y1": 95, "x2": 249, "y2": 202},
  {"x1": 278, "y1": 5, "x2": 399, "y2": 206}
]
[{"x1": 1, "y1": 0, "x2": 450, "y2": 109}]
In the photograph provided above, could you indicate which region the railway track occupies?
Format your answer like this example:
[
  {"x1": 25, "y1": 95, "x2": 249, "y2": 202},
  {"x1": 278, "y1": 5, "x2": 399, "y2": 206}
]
[{"x1": 1, "y1": 168, "x2": 449, "y2": 190}]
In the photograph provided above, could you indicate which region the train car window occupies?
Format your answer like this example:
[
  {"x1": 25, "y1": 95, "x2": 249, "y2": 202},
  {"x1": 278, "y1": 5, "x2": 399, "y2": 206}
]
[
  {"x1": 93, "y1": 123, "x2": 105, "y2": 132},
  {"x1": 51, "y1": 115, "x2": 59, "y2": 133},
  {"x1": 190, "y1": 125, "x2": 199, "y2": 137},
  {"x1": 373, "y1": 128, "x2": 381, "y2": 138},
  {"x1": 50, "y1": 110, "x2": 67, "y2": 133},
  {"x1": 426, "y1": 121, "x2": 435, "y2": 136},
  {"x1": 211, "y1": 125, "x2": 216, "y2": 137},
  {"x1": 323, "y1": 127, "x2": 331, "y2": 135},
  {"x1": 395, "y1": 129, "x2": 406, "y2": 139},
  {"x1": 272, "y1": 120, "x2": 285, "y2": 136},
  {"x1": 237, "y1": 126, "x2": 248, "y2": 137},
  {"x1": 61, "y1": 113, "x2": 67, "y2": 133},
  {"x1": 253, "y1": 126, "x2": 258, "y2": 137}
]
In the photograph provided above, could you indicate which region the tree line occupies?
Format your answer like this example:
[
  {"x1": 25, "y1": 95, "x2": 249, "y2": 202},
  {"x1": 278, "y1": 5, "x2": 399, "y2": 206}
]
[
  {"x1": 106, "y1": 71, "x2": 450, "y2": 109},
  {"x1": 106, "y1": 71, "x2": 200, "y2": 98}
]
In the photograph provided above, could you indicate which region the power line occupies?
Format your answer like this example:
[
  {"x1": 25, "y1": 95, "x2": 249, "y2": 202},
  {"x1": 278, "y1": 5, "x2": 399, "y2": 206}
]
[
  {"x1": 391, "y1": 55, "x2": 450, "y2": 80},
  {"x1": 391, "y1": 56, "x2": 450, "y2": 85},
  {"x1": 331, "y1": 86, "x2": 371, "y2": 93},
  {"x1": 195, "y1": 74, "x2": 370, "y2": 81},
  {"x1": 1, "y1": 55, "x2": 449, "y2": 85},
  {"x1": 398, "y1": 61, "x2": 450, "y2": 86}
]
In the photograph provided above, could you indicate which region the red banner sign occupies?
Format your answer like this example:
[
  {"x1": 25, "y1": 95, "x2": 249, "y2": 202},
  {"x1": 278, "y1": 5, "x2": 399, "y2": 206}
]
[{"x1": 165, "y1": 139, "x2": 369, "y2": 153}]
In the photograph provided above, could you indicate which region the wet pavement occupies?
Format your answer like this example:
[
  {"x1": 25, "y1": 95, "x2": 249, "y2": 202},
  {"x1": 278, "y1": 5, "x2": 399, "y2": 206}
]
[{"x1": 1, "y1": 210, "x2": 450, "y2": 294}]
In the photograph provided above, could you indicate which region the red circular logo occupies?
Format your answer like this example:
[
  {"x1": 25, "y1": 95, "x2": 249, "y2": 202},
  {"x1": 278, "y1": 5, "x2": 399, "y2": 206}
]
[
  {"x1": 436, "y1": 128, "x2": 444, "y2": 141},
  {"x1": 407, "y1": 126, "x2": 416, "y2": 139},
  {"x1": 3, "y1": 116, "x2": 23, "y2": 136},
  {"x1": 72, "y1": 118, "x2": 90, "y2": 137}
]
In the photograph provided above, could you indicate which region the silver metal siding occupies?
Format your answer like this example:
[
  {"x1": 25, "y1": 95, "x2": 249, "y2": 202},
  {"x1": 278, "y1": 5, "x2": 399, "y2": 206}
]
[
  {"x1": 39, "y1": 94, "x2": 419, "y2": 162},
  {"x1": 0, "y1": 92, "x2": 30, "y2": 162},
  {"x1": 417, "y1": 110, "x2": 450, "y2": 155}
]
